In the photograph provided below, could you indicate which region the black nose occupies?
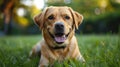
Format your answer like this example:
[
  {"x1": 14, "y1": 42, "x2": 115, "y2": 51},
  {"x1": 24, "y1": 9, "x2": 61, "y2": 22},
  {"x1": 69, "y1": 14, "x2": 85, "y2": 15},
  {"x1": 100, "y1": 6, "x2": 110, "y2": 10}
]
[
  {"x1": 55, "y1": 22, "x2": 64, "y2": 35},
  {"x1": 55, "y1": 22, "x2": 64, "y2": 30}
]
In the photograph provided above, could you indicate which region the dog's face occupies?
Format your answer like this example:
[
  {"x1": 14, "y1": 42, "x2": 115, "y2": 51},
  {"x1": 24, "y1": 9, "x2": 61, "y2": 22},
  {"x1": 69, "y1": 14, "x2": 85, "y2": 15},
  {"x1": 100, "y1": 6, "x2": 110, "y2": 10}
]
[{"x1": 34, "y1": 6, "x2": 83, "y2": 47}]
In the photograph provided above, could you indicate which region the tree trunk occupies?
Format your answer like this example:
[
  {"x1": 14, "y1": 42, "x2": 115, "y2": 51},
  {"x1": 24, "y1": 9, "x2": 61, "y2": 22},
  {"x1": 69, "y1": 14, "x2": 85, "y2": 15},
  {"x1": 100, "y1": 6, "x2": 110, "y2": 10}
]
[{"x1": 3, "y1": 0, "x2": 14, "y2": 35}]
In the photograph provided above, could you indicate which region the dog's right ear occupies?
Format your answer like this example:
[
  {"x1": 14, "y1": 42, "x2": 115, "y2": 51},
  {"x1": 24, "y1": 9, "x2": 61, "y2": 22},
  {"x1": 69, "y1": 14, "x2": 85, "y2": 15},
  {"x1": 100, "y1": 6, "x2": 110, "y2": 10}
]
[{"x1": 33, "y1": 7, "x2": 48, "y2": 30}]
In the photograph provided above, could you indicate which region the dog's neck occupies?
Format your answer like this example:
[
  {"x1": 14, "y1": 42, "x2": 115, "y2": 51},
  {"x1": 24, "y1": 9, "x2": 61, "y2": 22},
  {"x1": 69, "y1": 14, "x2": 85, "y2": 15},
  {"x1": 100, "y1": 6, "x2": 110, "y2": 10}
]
[{"x1": 49, "y1": 45, "x2": 66, "y2": 50}]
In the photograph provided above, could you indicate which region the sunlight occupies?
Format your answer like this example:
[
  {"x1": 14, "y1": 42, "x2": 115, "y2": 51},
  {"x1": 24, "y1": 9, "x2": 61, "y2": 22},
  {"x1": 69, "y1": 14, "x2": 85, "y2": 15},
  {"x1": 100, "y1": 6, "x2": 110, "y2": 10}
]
[
  {"x1": 20, "y1": 0, "x2": 45, "y2": 9},
  {"x1": 18, "y1": 0, "x2": 44, "y2": 16},
  {"x1": 116, "y1": 0, "x2": 120, "y2": 3},
  {"x1": 100, "y1": 0, "x2": 107, "y2": 8},
  {"x1": 33, "y1": 0, "x2": 45, "y2": 9},
  {"x1": 17, "y1": 8, "x2": 25, "y2": 17}
]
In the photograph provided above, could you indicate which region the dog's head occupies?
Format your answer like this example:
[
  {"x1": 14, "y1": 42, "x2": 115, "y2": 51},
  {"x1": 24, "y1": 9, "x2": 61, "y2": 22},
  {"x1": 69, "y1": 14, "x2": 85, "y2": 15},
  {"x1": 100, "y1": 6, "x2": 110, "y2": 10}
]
[{"x1": 34, "y1": 6, "x2": 83, "y2": 48}]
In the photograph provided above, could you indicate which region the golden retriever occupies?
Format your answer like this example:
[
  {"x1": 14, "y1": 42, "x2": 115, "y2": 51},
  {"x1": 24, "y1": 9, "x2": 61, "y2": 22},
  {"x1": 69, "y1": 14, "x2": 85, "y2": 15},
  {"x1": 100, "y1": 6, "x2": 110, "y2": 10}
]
[{"x1": 29, "y1": 6, "x2": 85, "y2": 67}]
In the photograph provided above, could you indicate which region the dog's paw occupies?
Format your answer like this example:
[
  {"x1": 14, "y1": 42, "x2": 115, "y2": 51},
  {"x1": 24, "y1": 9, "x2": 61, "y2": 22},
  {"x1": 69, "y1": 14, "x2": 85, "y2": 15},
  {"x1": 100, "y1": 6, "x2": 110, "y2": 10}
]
[
  {"x1": 29, "y1": 50, "x2": 34, "y2": 59},
  {"x1": 77, "y1": 56, "x2": 85, "y2": 63}
]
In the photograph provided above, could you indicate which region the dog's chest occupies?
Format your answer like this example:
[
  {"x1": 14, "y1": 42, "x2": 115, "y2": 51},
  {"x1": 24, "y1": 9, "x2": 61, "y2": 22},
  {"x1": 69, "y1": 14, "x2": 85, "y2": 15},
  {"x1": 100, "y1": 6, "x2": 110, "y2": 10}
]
[{"x1": 54, "y1": 49, "x2": 69, "y2": 61}]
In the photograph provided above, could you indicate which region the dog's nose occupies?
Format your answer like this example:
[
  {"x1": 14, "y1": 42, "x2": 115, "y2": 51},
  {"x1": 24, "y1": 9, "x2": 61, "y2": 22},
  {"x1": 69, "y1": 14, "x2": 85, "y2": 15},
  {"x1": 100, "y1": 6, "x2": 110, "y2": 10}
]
[
  {"x1": 55, "y1": 22, "x2": 64, "y2": 35},
  {"x1": 55, "y1": 22, "x2": 64, "y2": 30}
]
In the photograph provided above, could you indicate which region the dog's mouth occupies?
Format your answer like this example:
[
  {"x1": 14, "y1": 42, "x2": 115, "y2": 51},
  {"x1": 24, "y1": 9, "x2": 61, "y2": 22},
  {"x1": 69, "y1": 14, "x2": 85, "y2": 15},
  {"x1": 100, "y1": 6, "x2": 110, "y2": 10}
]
[
  {"x1": 54, "y1": 33, "x2": 67, "y2": 44},
  {"x1": 48, "y1": 32, "x2": 69, "y2": 44}
]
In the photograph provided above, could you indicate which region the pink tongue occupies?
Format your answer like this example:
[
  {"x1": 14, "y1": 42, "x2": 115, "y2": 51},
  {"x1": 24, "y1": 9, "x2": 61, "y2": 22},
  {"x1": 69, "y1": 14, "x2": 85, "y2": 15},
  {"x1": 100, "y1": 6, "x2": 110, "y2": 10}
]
[{"x1": 55, "y1": 35, "x2": 66, "y2": 43}]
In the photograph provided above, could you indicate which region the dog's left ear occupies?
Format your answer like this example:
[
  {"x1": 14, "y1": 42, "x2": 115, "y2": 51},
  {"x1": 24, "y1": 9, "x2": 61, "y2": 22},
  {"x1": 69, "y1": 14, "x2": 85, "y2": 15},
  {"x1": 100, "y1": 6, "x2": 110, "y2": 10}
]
[{"x1": 68, "y1": 7, "x2": 83, "y2": 29}]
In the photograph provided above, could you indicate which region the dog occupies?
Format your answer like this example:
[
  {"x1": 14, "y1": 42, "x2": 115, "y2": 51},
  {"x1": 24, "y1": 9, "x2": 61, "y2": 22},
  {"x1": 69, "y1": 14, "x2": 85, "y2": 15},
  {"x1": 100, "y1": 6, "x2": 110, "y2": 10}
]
[{"x1": 29, "y1": 6, "x2": 85, "y2": 67}]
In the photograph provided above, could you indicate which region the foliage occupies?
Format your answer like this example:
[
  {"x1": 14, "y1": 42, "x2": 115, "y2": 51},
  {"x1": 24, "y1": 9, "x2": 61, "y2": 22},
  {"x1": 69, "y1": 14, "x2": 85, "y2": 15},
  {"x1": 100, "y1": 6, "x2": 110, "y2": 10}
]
[
  {"x1": 0, "y1": 35, "x2": 119, "y2": 67},
  {"x1": 47, "y1": 0, "x2": 120, "y2": 18},
  {"x1": 78, "y1": 10, "x2": 120, "y2": 34}
]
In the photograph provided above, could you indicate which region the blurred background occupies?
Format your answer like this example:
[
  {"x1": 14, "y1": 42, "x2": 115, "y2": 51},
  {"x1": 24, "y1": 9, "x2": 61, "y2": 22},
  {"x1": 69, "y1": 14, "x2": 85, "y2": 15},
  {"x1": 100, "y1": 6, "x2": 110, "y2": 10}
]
[{"x1": 0, "y1": 0, "x2": 120, "y2": 36}]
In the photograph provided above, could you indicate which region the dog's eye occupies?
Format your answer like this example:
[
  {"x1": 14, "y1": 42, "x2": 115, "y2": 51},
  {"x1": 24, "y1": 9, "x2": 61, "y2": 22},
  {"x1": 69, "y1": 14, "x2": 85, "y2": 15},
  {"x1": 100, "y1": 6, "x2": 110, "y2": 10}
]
[
  {"x1": 65, "y1": 16, "x2": 70, "y2": 19},
  {"x1": 48, "y1": 15, "x2": 54, "y2": 20}
]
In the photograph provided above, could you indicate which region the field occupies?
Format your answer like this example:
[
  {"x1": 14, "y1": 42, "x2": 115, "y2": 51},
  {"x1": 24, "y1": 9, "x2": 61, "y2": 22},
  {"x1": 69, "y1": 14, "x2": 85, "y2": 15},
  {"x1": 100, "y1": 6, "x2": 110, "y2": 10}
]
[{"x1": 0, "y1": 35, "x2": 119, "y2": 67}]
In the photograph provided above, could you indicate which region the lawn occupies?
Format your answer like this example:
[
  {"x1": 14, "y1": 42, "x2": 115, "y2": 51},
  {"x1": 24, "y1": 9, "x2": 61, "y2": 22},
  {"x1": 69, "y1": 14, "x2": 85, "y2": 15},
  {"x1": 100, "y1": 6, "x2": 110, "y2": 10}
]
[{"x1": 0, "y1": 35, "x2": 119, "y2": 67}]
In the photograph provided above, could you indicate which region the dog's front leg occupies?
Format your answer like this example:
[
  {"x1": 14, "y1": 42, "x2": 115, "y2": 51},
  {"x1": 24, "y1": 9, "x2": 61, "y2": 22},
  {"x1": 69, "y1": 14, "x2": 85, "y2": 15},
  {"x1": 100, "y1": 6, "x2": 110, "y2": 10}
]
[
  {"x1": 29, "y1": 42, "x2": 41, "y2": 58},
  {"x1": 77, "y1": 54, "x2": 85, "y2": 63},
  {"x1": 39, "y1": 55, "x2": 49, "y2": 67}
]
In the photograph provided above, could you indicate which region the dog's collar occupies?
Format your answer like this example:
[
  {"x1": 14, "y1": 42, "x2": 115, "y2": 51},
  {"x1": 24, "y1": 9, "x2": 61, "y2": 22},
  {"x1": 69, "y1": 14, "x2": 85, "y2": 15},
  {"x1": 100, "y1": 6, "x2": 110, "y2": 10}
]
[{"x1": 50, "y1": 45, "x2": 66, "y2": 50}]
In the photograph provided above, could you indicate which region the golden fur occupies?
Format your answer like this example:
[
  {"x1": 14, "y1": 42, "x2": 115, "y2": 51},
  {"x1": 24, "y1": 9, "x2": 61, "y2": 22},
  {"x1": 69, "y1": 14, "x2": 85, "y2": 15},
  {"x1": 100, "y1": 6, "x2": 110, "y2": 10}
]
[{"x1": 29, "y1": 6, "x2": 85, "y2": 67}]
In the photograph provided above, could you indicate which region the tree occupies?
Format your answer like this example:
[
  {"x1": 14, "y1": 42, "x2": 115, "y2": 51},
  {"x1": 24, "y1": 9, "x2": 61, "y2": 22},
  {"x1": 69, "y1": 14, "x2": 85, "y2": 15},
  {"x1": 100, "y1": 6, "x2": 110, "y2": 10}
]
[{"x1": 0, "y1": 0, "x2": 27, "y2": 35}]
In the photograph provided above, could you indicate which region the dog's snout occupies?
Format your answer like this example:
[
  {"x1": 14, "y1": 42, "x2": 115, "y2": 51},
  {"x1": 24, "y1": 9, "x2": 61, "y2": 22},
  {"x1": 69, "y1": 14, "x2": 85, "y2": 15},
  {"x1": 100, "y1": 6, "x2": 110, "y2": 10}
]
[
  {"x1": 55, "y1": 22, "x2": 64, "y2": 29},
  {"x1": 55, "y1": 22, "x2": 64, "y2": 35}
]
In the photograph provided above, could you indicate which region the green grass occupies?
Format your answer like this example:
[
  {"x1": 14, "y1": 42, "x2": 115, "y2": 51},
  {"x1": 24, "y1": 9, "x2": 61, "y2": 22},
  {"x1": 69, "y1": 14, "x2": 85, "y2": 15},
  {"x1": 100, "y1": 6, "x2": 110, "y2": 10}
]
[{"x1": 0, "y1": 35, "x2": 119, "y2": 67}]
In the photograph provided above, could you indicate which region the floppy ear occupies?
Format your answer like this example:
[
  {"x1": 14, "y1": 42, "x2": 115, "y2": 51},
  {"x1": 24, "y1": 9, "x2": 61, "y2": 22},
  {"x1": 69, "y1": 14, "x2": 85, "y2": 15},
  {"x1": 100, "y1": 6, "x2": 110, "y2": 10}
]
[
  {"x1": 33, "y1": 7, "x2": 48, "y2": 29},
  {"x1": 68, "y1": 7, "x2": 83, "y2": 29}
]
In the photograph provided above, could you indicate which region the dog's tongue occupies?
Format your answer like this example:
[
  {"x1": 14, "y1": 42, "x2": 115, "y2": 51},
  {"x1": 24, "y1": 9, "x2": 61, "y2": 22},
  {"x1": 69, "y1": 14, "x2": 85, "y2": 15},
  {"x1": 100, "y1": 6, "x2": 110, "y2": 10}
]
[{"x1": 55, "y1": 35, "x2": 66, "y2": 43}]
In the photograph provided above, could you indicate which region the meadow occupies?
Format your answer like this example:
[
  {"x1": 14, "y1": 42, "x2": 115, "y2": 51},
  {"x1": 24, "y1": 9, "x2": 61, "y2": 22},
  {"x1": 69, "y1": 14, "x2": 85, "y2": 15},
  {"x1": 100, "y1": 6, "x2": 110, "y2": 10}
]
[{"x1": 0, "y1": 35, "x2": 119, "y2": 67}]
